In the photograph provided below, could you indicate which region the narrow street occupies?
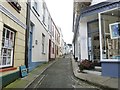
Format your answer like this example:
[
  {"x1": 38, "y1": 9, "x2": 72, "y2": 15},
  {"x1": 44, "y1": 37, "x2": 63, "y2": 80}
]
[{"x1": 28, "y1": 54, "x2": 100, "y2": 89}]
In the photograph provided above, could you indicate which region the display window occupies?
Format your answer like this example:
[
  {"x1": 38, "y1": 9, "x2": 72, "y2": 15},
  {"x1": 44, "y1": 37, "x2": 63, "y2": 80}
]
[
  {"x1": 0, "y1": 26, "x2": 15, "y2": 68},
  {"x1": 99, "y1": 8, "x2": 120, "y2": 60}
]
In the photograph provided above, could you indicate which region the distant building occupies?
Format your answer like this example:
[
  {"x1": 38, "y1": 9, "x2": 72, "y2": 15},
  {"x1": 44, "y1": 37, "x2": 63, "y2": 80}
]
[
  {"x1": 64, "y1": 43, "x2": 72, "y2": 54},
  {"x1": 58, "y1": 27, "x2": 65, "y2": 56}
]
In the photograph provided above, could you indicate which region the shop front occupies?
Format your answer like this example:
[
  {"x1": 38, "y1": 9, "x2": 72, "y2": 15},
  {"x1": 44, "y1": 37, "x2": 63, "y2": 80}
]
[
  {"x1": 99, "y1": 8, "x2": 120, "y2": 77},
  {"x1": 78, "y1": 1, "x2": 120, "y2": 77}
]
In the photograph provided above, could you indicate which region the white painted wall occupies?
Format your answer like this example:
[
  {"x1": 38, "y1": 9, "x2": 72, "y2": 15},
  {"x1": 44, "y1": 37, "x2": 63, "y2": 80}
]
[
  {"x1": 79, "y1": 21, "x2": 88, "y2": 60},
  {"x1": 30, "y1": 11, "x2": 50, "y2": 62},
  {"x1": 75, "y1": 37, "x2": 79, "y2": 58},
  {"x1": 30, "y1": 0, "x2": 50, "y2": 62}
]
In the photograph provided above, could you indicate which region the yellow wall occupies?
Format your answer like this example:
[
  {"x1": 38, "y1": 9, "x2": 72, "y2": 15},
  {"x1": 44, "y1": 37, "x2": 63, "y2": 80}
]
[{"x1": 0, "y1": 1, "x2": 27, "y2": 67}]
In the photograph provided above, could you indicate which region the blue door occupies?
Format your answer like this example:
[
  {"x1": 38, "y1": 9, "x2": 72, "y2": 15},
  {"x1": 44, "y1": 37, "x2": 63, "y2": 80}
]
[{"x1": 28, "y1": 24, "x2": 33, "y2": 70}]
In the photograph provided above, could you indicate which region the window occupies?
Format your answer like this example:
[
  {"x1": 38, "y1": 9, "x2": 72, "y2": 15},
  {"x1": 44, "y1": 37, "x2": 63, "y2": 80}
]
[
  {"x1": 8, "y1": 0, "x2": 21, "y2": 13},
  {"x1": 100, "y1": 9, "x2": 120, "y2": 60},
  {"x1": 0, "y1": 26, "x2": 15, "y2": 68},
  {"x1": 34, "y1": 1, "x2": 38, "y2": 10},
  {"x1": 52, "y1": 42, "x2": 54, "y2": 54},
  {"x1": 33, "y1": 1, "x2": 40, "y2": 16},
  {"x1": 43, "y1": 2, "x2": 46, "y2": 25},
  {"x1": 52, "y1": 25, "x2": 54, "y2": 37},
  {"x1": 42, "y1": 34, "x2": 45, "y2": 54}
]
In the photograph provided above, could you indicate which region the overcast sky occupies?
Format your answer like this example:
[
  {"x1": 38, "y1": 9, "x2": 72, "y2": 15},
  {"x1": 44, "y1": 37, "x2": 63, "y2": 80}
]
[{"x1": 45, "y1": 0, "x2": 73, "y2": 44}]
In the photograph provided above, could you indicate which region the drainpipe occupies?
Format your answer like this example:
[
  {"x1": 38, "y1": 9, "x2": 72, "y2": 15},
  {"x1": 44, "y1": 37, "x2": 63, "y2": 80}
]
[
  {"x1": 74, "y1": 43, "x2": 75, "y2": 59},
  {"x1": 25, "y1": 1, "x2": 30, "y2": 69}
]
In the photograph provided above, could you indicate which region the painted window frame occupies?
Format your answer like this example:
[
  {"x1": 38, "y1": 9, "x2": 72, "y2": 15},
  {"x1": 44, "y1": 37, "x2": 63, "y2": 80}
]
[{"x1": 0, "y1": 26, "x2": 15, "y2": 68}]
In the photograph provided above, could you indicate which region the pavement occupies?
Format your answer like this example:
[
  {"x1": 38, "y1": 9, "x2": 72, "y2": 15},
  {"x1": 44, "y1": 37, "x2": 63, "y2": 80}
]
[
  {"x1": 71, "y1": 55, "x2": 120, "y2": 90},
  {"x1": 4, "y1": 60, "x2": 57, "y2": 89}
]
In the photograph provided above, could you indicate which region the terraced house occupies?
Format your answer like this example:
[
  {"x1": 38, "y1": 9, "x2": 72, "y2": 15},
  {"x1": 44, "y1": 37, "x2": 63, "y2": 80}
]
[
  {"x1": 0, "y1": 0, "x2": 27, "y2": 87},
  {"x1": 26, "y1": 0, "x2": 51, "y2": 71}
]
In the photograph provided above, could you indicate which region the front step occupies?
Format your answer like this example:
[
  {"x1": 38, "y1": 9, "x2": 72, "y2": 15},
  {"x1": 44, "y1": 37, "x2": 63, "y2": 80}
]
[{"x1": 95, "y1": 66, "x2": 101, "y2": 72}]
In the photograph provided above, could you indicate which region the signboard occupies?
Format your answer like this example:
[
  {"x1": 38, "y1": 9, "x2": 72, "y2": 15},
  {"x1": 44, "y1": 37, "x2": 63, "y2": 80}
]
[{"x1": 19, "y1": 65, "x2": 28, "y2": 78}]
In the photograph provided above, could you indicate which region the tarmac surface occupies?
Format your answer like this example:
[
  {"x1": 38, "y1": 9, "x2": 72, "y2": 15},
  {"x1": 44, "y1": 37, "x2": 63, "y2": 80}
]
[
  {"x1": 27, "y1": 54, "x2": 100, "y2": 89},
  {"x1": 5, "y1": 54, "x2": 118, "y2": 89}
]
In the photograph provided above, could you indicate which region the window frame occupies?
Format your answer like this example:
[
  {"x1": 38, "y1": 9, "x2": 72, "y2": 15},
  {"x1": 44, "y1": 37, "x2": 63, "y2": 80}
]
[{"x1": 0, "y1": 26, "x2": 15, "y2": 68}]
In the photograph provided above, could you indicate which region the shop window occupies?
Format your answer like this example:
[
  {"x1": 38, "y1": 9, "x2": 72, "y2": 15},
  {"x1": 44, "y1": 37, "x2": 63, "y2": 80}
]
[
  {"x1": 0, "y1": 26, "x2": 15, "y2": 68},
  {"x1": 100, "y1": 9, "x2": 120, "y2": 60}
]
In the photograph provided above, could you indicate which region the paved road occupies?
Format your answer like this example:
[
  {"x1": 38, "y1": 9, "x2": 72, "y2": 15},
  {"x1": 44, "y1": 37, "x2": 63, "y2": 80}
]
[{"x1": 29, "y1": 54, "x2": 100, "y2": 89}]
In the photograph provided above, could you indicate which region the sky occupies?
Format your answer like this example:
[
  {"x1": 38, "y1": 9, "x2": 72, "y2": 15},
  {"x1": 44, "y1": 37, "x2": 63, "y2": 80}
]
[{"x1": 45, "y1": 0, "x2": 73, "y2": 44}]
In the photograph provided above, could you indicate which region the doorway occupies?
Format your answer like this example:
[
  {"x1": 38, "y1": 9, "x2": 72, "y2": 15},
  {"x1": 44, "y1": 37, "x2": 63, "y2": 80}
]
[
  {"x1": 88, "y1": 20, "x2": 100, "y2": 63},
  {"x1": 49, "y1": 39, "x2": 51, "y2": 60}
]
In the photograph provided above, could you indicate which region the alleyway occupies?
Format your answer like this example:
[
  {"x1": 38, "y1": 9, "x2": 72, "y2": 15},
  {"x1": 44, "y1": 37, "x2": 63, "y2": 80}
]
[{"x1": 27, "y1": 54, "x2": 100, "y2": 89}]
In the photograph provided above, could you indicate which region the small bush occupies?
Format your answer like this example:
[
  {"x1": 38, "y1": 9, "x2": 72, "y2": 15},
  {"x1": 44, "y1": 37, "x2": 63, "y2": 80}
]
[
  {"x1": 78, "y1": 59, "x2": 95, "y2": 70},
  {"x1": 78, "y1": 64, "x2": 84, "y2": 72}
]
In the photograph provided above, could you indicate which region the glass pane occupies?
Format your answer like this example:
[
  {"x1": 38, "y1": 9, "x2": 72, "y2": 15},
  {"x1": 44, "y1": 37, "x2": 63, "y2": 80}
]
[
  {"x1": 101, "y1": 9, "x2": 120, "y2": 59},
  {"x1": 0, "y1": 57, "x2": 2, "y2": 65},
  {"x1": 2, "y1": 38, "x2": 5, "y2": 47},
  {"x1": 3, "y1": 49, "x2": 7, "y2": 56},
  {"x1": 2, "y1": 29, "x2": 6, "y2": 47},
  {"x1": 2, "y1": 57, "x2": 7, "y2": 65},
  {"x1": 10, "y1": 32, "x2": 13, "y2": 40},
  {"x1": 4, "y1": 39, "x2": 9, "y2": 47},
  {"x1": 3, "y1": 28, "x2": 6, "y2": 37},
  {"x1": 7, "y1": 57, "x2": 11, "y2": 65},
  {"x1": 8, "y1": 49, "x2": 11, "y2": 57},
  {"x1": 6, "y1": 30, "x2": 10, "y2": 39}
]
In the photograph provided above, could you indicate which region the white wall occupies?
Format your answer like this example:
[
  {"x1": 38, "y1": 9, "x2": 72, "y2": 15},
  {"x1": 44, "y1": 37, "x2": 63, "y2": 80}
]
[
  {"x1": 79, "y1": 21, "x2": 88, "y2": 60},
  {"x1": 75, "y1": 37, "x2": 79, "y2": 58},
  {"x1": 30, "y1": 0, "x2": 50, "y2": 62}
]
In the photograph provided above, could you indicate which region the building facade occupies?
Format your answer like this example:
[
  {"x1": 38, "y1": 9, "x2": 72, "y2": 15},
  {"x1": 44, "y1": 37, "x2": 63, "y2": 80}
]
[
  {"x1": 0, "y1": 0, "x2": 27, "y2": 87},
  {"x1": 0, "y1": 0, "x2": 63, "y2": 87},
  {"x1": 26, "y1": 0, "x2": 51, "y2": 71},
  {"x1": 58, "y1": 27, "x2": 65, "y2": 56},
  {"x1": 73, "y1": 0, "x2": 120, "y2": 77}
]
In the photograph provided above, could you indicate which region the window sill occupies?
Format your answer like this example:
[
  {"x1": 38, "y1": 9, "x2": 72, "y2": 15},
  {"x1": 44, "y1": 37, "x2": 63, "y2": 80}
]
[{"x1": 0, "y1": 67, "x2": 17, "y2": 72}]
